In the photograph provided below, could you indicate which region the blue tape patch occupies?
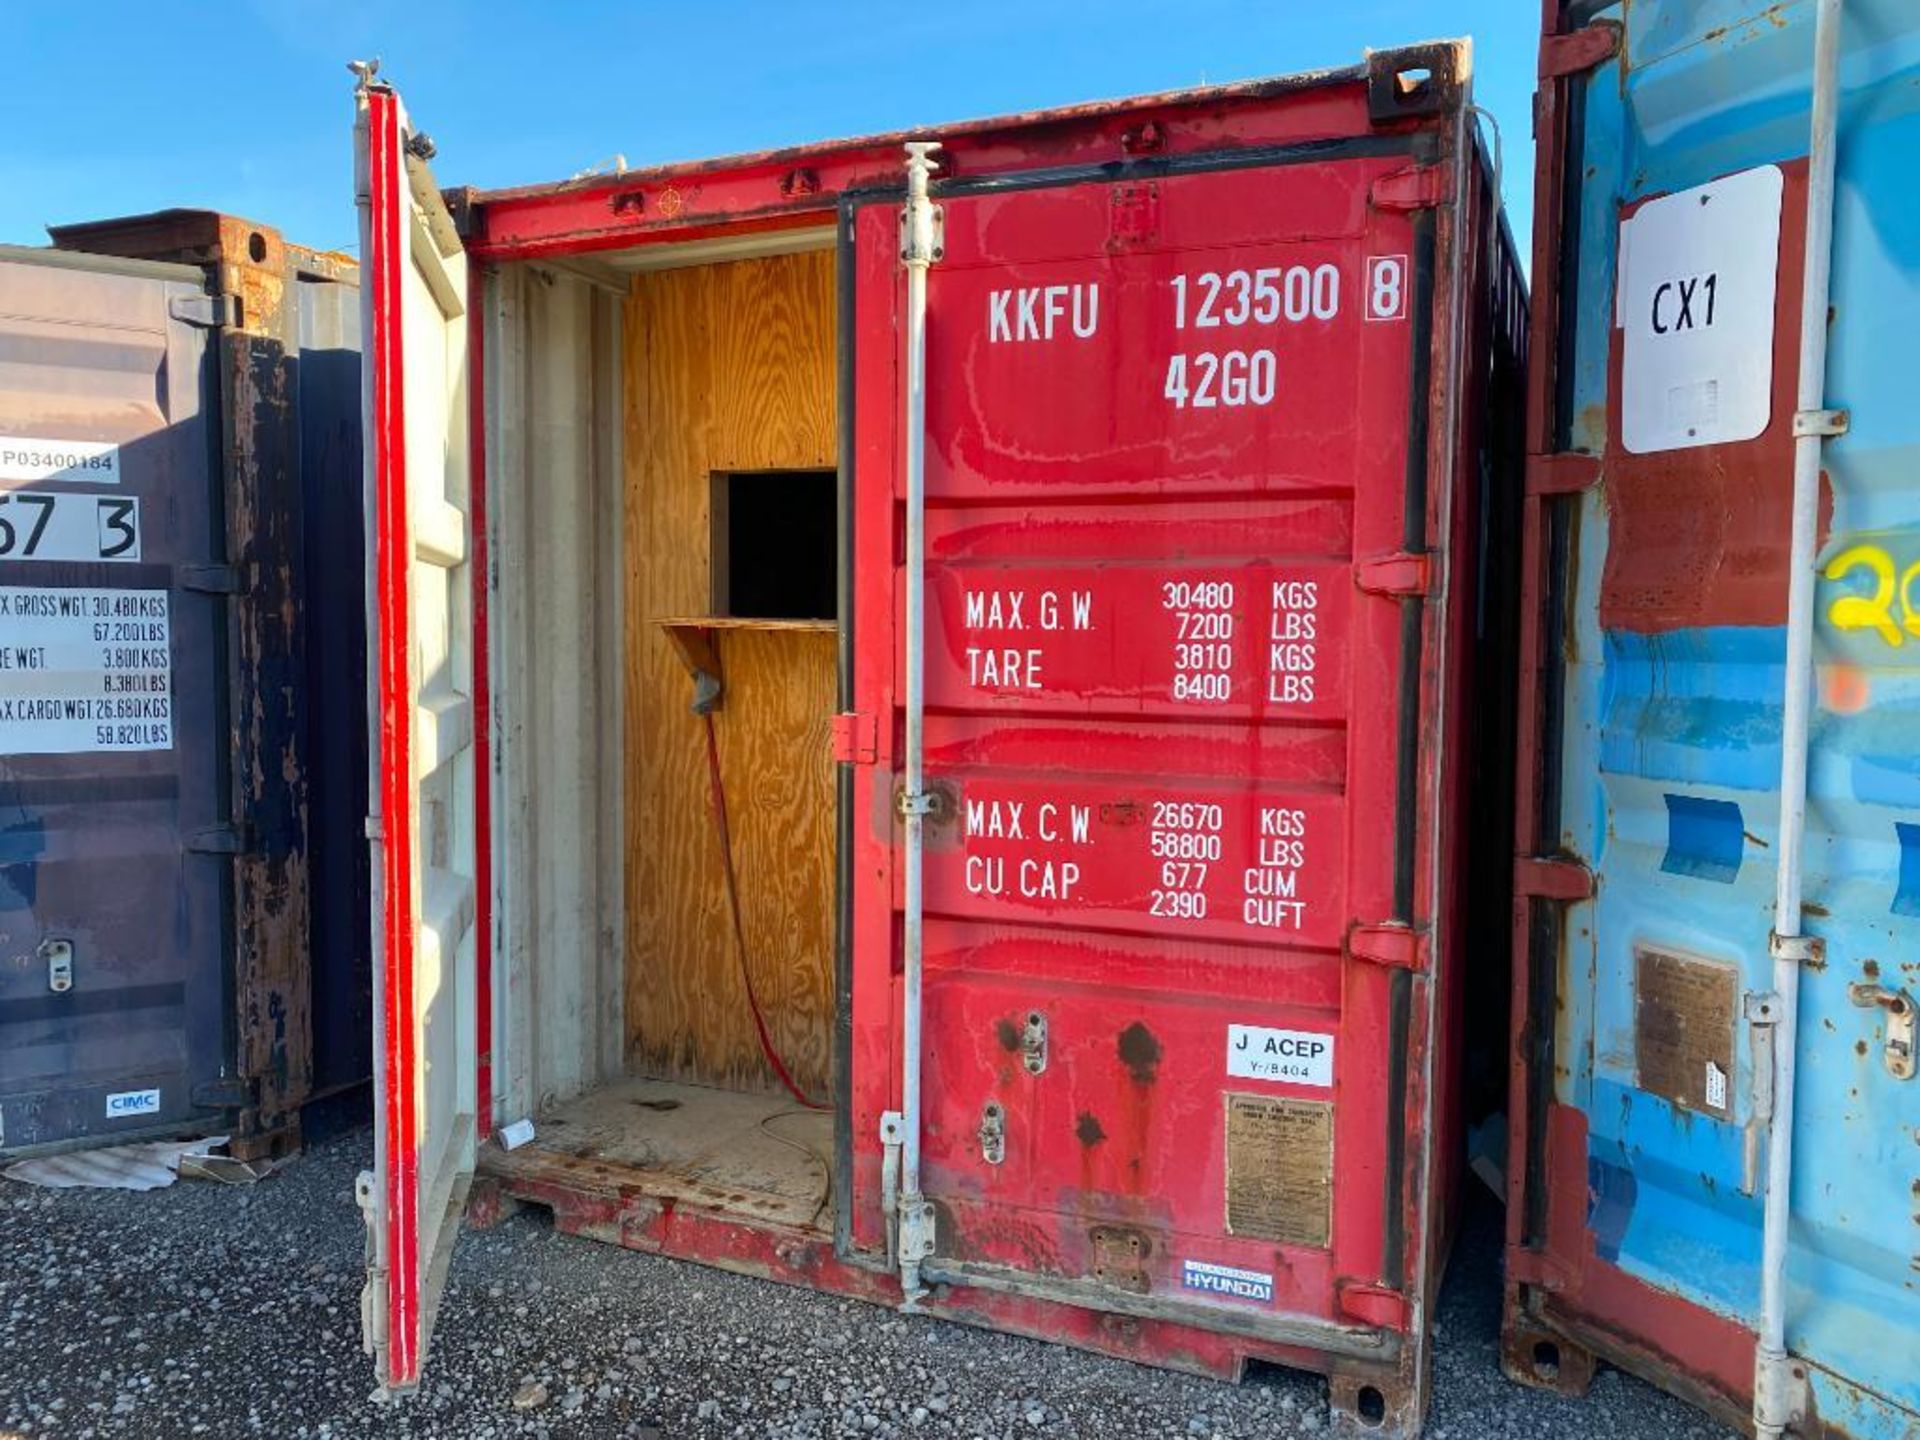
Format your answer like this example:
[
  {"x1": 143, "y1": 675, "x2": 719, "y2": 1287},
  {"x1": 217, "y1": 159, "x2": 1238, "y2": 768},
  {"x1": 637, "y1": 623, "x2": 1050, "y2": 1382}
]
[
  {"x1": 1661, "y1": 794, "x2": 1744, "y2": 883},
  {"x1": 1896, "y1": 822, "x2": 1920, "y2": 918},
  {"x1": 1181, "y1": 1260, "x2": 1273, "y2": 1304},
  {"x1": 1586, "y1": 1153, "x2": 1639, "y2": 1265}
]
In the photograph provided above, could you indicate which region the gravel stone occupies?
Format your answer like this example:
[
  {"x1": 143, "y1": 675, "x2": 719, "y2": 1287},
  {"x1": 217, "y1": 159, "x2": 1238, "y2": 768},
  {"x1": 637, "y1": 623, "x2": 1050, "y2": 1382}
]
[{"x1": 0, "y1": 1127, "x2": 1734, "y2": 1437}]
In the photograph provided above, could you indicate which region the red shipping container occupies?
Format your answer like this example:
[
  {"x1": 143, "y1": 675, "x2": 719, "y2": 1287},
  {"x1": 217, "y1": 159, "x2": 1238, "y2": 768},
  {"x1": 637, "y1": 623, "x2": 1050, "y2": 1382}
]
[{"x1": 352, "y1": 39, "x2": 1524, "y2": 1435}]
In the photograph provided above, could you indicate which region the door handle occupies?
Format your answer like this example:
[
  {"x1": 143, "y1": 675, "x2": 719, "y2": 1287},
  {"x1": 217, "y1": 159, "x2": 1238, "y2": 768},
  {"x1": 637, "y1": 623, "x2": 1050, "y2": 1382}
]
[{"x1": 1847, "y1": 982, "x2": 1916, "y2": 1080}]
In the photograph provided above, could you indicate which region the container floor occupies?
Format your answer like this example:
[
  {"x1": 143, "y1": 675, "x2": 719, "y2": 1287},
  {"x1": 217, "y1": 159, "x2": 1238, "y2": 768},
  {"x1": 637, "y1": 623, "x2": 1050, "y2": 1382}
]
[{"x1": 481, "y1": 1076, "x2": 833, "y2": 1233}]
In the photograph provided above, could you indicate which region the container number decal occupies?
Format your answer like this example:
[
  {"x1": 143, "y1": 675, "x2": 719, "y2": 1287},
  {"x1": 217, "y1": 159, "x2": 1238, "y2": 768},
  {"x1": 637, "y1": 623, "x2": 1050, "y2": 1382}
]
[
  {"x1": 0, "y1": 436, "x2": 120, "y2": 486},
  {"x1": 1159, "y1": 264, "x2": 1344, "y2": 410},
  {"x1": 1365, "y1": 255, "x2": 1408, "y2": 321},
  {"x1": 0, "y1": 586, "x2": 172, "y2": 754},
  {"x1": 1170, "y1": 267, "x2": 1339, "y2": 329},
  {"x1": 0, "y1": 493, "x2": 141, "y2": 563},
  {"x1": 1619, "y1": 165, "x2": 1783, "y2": 454}
]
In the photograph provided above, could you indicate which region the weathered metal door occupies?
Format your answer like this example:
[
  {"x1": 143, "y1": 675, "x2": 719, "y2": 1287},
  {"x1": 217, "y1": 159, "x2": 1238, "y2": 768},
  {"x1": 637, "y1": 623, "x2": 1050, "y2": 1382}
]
[
  {"x1": 353, "y1": 77, "x2": 480, "y2": 1391},
  {"x1": 0, "y1": 250, "x2": 226, "y2": 1153},
  {"x1": 850, "y1": 140, "x2": 1453, "y2": 1422},
  {"x1": 1505, "y1": 4, "x2": 1920, "y2": 1436}
]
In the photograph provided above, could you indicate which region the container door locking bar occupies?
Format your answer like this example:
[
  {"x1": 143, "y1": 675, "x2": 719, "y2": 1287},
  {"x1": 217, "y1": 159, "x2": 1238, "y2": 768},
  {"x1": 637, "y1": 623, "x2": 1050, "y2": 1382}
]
[{"x1": 892, "y1": 139, "x2": 944, "y2": 1303}]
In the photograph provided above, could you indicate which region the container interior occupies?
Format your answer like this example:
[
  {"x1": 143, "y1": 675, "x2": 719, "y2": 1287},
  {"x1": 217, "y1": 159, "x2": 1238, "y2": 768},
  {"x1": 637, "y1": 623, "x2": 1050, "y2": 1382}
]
[{"x1": 483, "y1": 228, "x2": 841, "y2": 1231}]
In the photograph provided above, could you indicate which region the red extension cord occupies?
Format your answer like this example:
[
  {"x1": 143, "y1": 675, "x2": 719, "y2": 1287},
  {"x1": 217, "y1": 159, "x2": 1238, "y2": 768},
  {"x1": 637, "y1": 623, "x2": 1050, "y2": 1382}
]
[{"x1": 701, "y1": 708, "x2": 826, "y2": 1110}]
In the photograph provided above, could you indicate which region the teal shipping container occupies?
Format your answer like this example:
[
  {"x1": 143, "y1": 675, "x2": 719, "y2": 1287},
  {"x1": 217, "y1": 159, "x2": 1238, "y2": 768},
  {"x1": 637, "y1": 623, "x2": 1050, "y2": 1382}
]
[{"x1": 1505, "y1": 2, "x2": 1920, "y2": 1437}]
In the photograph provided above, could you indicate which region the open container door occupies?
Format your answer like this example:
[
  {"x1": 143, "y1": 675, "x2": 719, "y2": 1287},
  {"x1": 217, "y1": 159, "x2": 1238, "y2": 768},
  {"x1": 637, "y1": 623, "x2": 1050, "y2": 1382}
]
[{"x1": 353, "y1": 72, "x2": 481, "y2": 1392}]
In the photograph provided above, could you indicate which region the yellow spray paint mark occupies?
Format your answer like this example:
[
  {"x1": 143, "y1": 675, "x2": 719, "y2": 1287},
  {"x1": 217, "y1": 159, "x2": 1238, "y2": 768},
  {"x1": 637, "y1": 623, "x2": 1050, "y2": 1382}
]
[{"x1": 1824, "y1": 542, "x2": 1920, "y2": 647}]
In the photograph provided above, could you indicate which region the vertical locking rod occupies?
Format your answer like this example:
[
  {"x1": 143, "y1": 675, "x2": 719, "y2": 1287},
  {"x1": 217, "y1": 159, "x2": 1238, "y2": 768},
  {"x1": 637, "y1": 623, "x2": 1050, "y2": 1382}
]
[
  {"x1": 894, "y1": 140, "x2": 942, "y2": 1302},
  {"x1": 1756, "y1": 4, "x2": 1844, "y2": 1434}
]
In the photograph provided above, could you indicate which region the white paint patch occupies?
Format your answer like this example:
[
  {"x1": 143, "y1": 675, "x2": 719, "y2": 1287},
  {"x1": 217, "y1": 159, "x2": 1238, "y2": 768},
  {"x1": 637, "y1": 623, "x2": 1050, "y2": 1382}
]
[
  {"x1": 1620, "y1": 164, "x2": 1783, "y2": 454},
  {"x1": 1226, "y1": 1024, "x2": 1334, "y2": 1087},
  {"x1": 105, "y1": 1088, "x2": 161, "y2": 1119},
  {"x1": 0, "y1": 436, "x2": 120, "y2": 486}
]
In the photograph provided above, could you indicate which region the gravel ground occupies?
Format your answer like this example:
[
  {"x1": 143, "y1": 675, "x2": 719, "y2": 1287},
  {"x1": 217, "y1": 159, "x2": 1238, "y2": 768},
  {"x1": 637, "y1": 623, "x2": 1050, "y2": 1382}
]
[{"x1": 0, "y1": 1127, "x2": 1733, "y2": 1439}]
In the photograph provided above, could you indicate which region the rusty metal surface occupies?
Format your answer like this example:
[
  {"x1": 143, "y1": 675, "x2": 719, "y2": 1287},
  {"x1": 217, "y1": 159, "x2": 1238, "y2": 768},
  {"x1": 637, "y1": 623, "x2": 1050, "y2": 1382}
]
[
  {"x1": 0, "y1": 211, "x2": 367, "y2": 1161},
  {"x1": 1505, "y1": 4, "x2": 1920, "y2": 1437},
  {"x1": 458, "y1": 42, "x2": 1466, "y2": 260},
  {"x1": 52, "y1": 211, "x2": 321, "y2": 1158}
]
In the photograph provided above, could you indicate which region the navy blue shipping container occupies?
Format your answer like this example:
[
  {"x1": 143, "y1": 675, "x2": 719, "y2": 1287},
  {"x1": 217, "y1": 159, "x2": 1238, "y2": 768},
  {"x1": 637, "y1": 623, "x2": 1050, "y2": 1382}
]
[{"x1": 0, "y1": 211, "x2": 369, "y2": 1159}]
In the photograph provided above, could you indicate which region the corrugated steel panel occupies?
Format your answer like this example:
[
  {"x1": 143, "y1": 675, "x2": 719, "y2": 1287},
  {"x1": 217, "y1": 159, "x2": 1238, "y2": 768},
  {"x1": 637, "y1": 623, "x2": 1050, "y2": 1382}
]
[
  {"x1": 0, "y1": 248, "x2": 233, "y2": 1153},
  {"x1": 829, "y1": 43, "x2": 1526, "y2": 1433},
  {"x1": 1507, "y1": 4, "x2": 1920, "y2": 1435}
]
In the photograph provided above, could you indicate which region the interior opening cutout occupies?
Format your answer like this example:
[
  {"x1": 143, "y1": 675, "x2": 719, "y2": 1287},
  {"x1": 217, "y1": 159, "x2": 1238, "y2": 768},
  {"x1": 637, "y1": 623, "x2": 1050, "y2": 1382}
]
[{"x1": 712, "y1": 468, "x2": 837, "y2": 621}]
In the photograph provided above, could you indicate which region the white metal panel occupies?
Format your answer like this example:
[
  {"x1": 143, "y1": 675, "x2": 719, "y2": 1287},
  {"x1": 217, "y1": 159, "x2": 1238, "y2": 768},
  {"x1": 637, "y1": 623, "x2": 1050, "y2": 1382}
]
[
  {"x1": 356, "y1": 80, "x2": 478, "y2": 1392},
  {"x1": 1620, "y1": 164, "x2": 1783, "y2": 454},
  {"x1": 487, "y1": 264, "x2": 625, "y2": 1125}
]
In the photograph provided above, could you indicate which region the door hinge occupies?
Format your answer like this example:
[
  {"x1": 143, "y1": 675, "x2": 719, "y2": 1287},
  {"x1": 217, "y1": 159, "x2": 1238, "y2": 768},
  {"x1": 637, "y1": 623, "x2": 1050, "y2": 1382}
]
[
  {"x1": 1335, "y1": 1279, "x2": 1410, "y2": 1330},
  {"x1": 1538, "y1": 22, "x2": 1621, "y2": 81},
  {"x1": 179, "y1": 563, "x2": 242, "y2": 595},
  {"x1": 1524, "y1": 452, "x2": 1601, "y2": 498},
  {"x1": 1370, "y1": 164, "x2": 1449, "y2": 214},
  {"x1": 185, "y1": 824, "x2": 242, "y2": 855},
  {"x1": 1354, "y1": 551, "x2": 1430, "y2": 598},
  {"x1": 1513, "y1": 855, "x2": 1594, "y2": 902},
  {"x1": 833, "y1": 711, "x2": 879, "y2": 765},
  {"x1": 355, "y1": 1169, "x2": 388, "y2": 1357},
  {"x1": 1348, "y1": 922, "x2": 1427, "y2": 972},
  {"x1": 169, "y1": 292, "x2": 240, "y2": 329}
]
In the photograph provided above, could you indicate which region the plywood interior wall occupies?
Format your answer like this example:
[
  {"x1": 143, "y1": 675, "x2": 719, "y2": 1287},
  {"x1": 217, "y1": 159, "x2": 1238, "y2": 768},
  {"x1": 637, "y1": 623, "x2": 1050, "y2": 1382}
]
[{"x1": 624, "y1": 250, "x2": 837, "y2": 1097}]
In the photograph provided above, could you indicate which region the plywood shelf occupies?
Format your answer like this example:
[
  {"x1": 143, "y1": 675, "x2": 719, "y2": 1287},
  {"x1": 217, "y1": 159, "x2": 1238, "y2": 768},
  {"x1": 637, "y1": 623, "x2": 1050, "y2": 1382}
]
[
  {"x1": 653, "y1": 616, "x2": 838, "y2": 633},
  {"x1": 654, "y1": 618, "x2": 837, "y2": 697}
]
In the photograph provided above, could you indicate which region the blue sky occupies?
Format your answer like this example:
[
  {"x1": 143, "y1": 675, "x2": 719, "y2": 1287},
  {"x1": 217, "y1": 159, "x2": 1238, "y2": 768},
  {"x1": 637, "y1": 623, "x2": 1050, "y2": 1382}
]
[{"x1": 3, "y1": 2, "x2": 1535, "y2": 254}]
